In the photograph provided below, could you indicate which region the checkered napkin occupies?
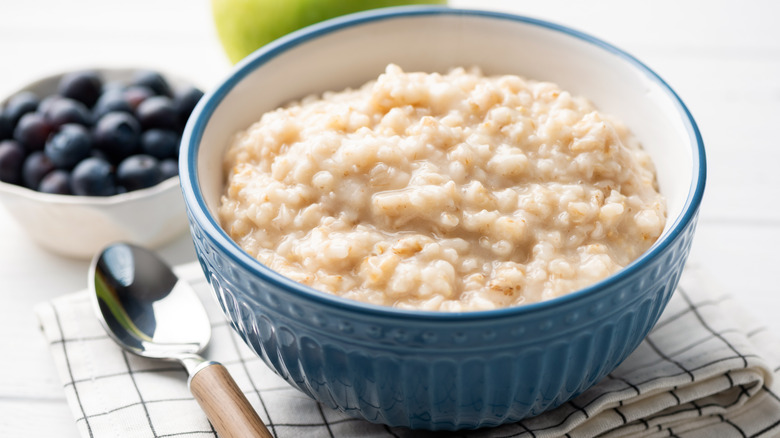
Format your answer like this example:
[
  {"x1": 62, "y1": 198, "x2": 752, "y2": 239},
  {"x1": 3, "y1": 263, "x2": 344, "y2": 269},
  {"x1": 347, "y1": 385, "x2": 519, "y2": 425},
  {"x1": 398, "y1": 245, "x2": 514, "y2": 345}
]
[{"x1": 35, "y1": 262, "x2": 780, "y2": 438}]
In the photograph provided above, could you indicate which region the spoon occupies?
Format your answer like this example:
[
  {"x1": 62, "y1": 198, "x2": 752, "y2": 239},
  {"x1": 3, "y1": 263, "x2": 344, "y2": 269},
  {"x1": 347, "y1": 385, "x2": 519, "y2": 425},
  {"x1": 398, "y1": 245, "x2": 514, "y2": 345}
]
[{"x1": 90, "y1": 242, "x2": 273, "y2": 438}]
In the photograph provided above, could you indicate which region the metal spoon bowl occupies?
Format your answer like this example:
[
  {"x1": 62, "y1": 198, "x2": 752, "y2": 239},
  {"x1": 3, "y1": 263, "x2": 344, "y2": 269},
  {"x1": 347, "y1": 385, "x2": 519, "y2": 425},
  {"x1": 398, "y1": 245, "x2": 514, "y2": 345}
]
[{"x1": 90, "y1": 242, "x2": 272, "y2": 438}]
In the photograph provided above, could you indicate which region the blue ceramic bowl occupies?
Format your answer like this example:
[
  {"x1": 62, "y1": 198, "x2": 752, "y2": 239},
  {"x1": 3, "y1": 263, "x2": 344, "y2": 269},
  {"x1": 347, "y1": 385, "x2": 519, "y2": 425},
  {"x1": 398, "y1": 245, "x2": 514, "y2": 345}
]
[{"x1": 180, "y1": 7, "x2": 706, "y2": 430}]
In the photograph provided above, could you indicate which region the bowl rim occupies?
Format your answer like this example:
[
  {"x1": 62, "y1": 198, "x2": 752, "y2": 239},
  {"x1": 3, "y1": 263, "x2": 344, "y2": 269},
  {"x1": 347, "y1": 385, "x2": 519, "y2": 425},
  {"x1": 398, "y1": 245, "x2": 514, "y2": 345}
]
[{"x1": 180, "y1": 5, "x2": 707, "y2": 322}]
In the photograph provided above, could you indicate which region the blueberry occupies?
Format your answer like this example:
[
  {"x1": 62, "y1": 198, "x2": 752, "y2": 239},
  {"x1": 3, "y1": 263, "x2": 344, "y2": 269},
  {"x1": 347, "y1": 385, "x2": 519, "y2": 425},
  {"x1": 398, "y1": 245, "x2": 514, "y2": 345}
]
[
  {"x1": 140, "y1": 129, "x2": 179, "y2": 159},
  {"x1": 38, "y1": 169, "x2": 71, "y2": 194},
  {"x1": 93, "y1": 112, "x2": 141, "y2": 162},
  {"x1": 58, "y1": 71, "x2": 102, "y2": 108},
  {"x1": 136, "y1": 96, "x2": 178, "y2": 130},
  {"x1": 0, "y1": 110, "x2": 13, "y2": 140},
  {"x1": 22, "y1": 151, "x2": 55, "y2": 189},
  {"x1": 159, "y1": 158, "x2": 178, "y2": 180},
  {"x1": 123, "y1": 85, "x2": 154, "y2": 110},
  {"x1": 0, "y1": 140, "x2": 26, "y2": 185},
  {"x1": 117, "y1": 154, "x2": 163, "y2": 191},
  {"x1": 37, "y1": 95, "x2": 65, "y2": 118},
  {"x1": 4, "y1": 91, "x2": 40, "y2": 129},
  {"x1": 45, "y1": 124, "x2": 92, "y2": 169},
  {"x1": 132, "y1": 70, "x2": 172, "y2": 97},
  {"x1": 71, "y1": 157, "x2": 116, "y2": 196},
  {"x1": 92, "y1": 89, "x2": 133, "y2": 121},
  {"x1": 13, "y1": 112, "x2": 52, "y2": 151},
  {"x1": 173, "y1": 86, "x2": 203, "y2": 127},
  {"x1": 45, "y1": 98, "x2": 92, "y2": 129}
]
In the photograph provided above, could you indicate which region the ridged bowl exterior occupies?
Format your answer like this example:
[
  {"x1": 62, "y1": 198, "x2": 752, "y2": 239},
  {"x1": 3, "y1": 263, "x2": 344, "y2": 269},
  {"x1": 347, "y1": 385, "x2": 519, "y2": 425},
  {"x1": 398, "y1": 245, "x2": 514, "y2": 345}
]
[
  {"x1": 186, "y1": 206, "x2": 698, "y2": 429},
  {"x1": 180, "y1": 7, "x2": 706, "y2": 431}
]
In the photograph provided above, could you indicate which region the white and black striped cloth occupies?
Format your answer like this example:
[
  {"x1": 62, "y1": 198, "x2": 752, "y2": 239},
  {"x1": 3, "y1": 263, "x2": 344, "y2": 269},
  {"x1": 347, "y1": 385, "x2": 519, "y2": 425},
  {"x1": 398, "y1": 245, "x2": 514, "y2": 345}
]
[{"x1": 36, "y1": 263, "x2": 780, "y2": 438}]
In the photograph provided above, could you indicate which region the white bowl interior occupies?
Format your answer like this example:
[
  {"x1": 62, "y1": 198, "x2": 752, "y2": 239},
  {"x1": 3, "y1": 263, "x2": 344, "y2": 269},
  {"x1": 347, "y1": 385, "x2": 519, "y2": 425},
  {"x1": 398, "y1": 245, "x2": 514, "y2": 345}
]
[{"x1": 198, "y1": 12, "x2": 697, "y2": 243}]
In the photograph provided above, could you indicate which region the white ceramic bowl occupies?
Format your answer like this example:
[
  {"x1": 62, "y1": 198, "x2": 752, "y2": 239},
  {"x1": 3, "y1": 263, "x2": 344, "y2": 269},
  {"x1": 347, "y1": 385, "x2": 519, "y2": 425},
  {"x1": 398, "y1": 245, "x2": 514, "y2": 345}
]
[{"x1": 0, "y1": 68, "x2": 192, "y2": 259}]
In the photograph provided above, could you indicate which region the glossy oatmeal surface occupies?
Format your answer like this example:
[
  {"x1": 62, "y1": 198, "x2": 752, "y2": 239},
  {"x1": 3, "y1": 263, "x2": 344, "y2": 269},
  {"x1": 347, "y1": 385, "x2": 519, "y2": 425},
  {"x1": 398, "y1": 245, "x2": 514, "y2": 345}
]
[{"x1": 219, "y1": 64, "x2": 666, "y2": 311}]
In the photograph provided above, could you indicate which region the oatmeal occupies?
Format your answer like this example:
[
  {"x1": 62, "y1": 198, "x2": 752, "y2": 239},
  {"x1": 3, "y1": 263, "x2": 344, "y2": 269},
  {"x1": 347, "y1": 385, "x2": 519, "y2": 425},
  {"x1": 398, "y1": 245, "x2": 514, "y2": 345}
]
[{"x1": 218, "y1": 64, "x2": 666, "y2": 311}]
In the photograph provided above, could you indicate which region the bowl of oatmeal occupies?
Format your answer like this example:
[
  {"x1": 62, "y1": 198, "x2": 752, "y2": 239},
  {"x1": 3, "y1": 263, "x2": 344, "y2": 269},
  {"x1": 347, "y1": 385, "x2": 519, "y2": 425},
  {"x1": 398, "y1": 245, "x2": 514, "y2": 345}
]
[{"x1": 180, "y1": 6, "x2": 706, "y2": 430}]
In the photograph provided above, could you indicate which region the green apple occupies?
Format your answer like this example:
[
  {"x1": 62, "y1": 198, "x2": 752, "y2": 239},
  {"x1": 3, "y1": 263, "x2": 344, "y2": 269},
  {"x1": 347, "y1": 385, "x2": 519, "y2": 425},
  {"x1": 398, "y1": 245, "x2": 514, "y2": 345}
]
[{"x1": 212, "y1": 0, "x2": 447, "y2": 64}]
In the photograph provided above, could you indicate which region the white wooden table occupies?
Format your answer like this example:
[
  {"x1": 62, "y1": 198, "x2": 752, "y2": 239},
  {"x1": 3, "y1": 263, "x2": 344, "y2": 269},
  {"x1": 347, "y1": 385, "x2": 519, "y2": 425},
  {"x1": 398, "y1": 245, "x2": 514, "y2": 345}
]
[{"x1": 1, "y1": 1, "x2": 778, "y2": 436}]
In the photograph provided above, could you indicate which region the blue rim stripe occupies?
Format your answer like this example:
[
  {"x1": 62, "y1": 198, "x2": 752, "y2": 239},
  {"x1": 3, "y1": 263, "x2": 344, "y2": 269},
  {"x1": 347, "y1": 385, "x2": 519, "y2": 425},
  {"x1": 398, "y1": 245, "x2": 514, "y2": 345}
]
[{"x1": 180, "y1": 6, "x2": 706, "y2": 323}]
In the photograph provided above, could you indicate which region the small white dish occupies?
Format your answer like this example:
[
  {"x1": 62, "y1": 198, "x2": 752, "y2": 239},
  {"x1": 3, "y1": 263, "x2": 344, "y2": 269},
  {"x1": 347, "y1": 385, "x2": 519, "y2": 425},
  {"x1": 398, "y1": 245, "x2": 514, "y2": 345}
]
[{"x1": 0, "y1": 68, "x2": 193, "y2": 259}]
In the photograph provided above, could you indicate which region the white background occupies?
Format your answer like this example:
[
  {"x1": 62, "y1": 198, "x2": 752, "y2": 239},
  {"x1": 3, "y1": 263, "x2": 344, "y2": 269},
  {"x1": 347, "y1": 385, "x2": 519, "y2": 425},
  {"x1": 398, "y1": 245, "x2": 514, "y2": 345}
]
[{"x1": 1, "y1": 1, "x2": 778, "y2": 436}]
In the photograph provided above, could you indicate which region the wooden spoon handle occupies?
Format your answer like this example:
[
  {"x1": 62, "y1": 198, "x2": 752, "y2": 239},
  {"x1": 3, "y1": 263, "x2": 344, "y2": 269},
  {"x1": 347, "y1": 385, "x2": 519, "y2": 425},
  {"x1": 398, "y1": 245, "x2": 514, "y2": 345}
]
[{"x1": 189, "y1": 362, "x2": 273, "y2": 438}]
